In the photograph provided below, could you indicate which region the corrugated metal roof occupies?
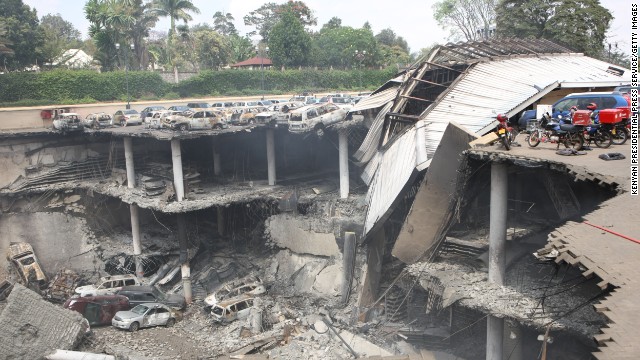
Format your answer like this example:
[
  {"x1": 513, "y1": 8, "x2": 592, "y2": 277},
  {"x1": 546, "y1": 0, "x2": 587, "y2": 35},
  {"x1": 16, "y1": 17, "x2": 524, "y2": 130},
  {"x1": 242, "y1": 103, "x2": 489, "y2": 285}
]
[
  {"x1": 420, "y1": 55, "x2": 631, "y2": 157},
  {"x1": 351, "y1": 87, "x2": 399, "y2": 112},
  {"x1": 354, "y1": 102, "x2": 393, "y2": 164},
  {"x1": 364, "y1": 129, "x2": 417, "y2": 235},
  {"x1": 360, "y1": 152, "x2": 381, "y2": 185}
]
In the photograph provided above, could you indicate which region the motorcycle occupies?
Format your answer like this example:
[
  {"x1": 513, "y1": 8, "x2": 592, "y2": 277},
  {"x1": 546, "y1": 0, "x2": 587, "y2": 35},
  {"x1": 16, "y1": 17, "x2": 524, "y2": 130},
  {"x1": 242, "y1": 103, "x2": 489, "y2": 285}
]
[
  {"x1": 495, "y1": 114, "x2": 514, "y2": 150},
  {"x1": 610, "y1": 119, "x2": 630, "y2": 145},
  {"x1": 526, "y1": 113, "x2": 584, "y2": 150},
  {"x1": 583, "y1": 123, "x2": 613, "y2": 148}
]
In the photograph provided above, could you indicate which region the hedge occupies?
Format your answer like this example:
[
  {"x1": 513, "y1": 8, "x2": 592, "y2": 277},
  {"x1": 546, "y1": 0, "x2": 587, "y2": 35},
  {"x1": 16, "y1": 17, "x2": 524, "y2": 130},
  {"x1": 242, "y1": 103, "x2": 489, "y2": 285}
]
[{"x1": 0, "y1": 67, "x2": 398, "y2": 106}]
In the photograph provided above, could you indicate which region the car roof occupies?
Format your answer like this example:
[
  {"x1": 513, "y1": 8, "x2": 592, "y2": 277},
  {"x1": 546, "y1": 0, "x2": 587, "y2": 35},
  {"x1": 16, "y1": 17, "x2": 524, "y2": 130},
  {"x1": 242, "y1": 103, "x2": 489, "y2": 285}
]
[
  {"x1": 68, "y1": 294, "x2": 129, "y2": 302},
  {"x1": 565, "y1": 92, "x2": 622, "y2": 97},
  {"x1": 119, "y1": 285, "x2": 155, "y2": 292},
  {"x1": 214, "y1": 295, "x2": 254, "y2": 307},
  {"x1": 137, "y1": 302, "x2": 168, "y2": 308}
]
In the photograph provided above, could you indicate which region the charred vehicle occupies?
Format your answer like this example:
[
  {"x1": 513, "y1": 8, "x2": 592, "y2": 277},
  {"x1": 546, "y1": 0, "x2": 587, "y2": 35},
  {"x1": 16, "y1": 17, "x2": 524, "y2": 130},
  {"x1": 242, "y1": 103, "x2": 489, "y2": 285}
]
[
  {"x1": 6, "y1": 242, "x2": 47, "y2": 289},
  {"x1": 230, "y1": 107, "x2": 267, "y2": 125},
  {"x1": 64, "y1": 295, "x2": 131, "y2": 326},
  {"x1": 162, "y1": 110, "x2": 228, "y2": 130},
  {"x1": 53, "y1": 113, "x2": 84, "y2": 132},
  {"x1": 204, "y1": 277, "x2": 266, "y2": 306},
  {"x1": 83, "y1": 112, "x2": 112, "y2": 129},
  {"x1": 210, "y1": 295, "x2": 255, "y2": 323},
  {"x1": 112, "y1": 303, "x2": 178, "y2": 332},
  {"x1": 288, "y1": 103, "x2": 348, "y2": 137}
]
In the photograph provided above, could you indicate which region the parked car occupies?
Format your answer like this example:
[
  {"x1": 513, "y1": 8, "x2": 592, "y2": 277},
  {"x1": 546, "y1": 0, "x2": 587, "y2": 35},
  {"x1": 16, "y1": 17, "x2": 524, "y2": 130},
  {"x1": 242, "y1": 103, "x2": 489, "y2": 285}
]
[
  {"x1": 167, "y1": 105, "x2": 193, "y2": 115},
  {"x1": 83, "y1": 112, "x2": 112, "y2": 129},
  {"x1": 186, "y1": 102, "x2": 211, "y2": 110},
  {"x1": 64, "y1": 294, "x2": 131, "y2": 326},
  {"x1": 162, "y1": 110, "x2": 228, "y2": 130},
  {"x1": 211, "y1": 102, "x2": 234, "y2": 109},
  {"x1": 6, "y1": 242, "x2": 47, "y2": 289},
  {"x1": 112, "y1": 109, "x2": 142, "y2": 127},
  {"x1": 75, "y1": 274, "x2": 142, "y2": 297},
  {"x1": 256, "y1": 100, "x2": 273, "y2": 107},
  {"x1": 140, "y1": 106, "x2": 166, "y2": 122},
  {"x1": 288, "y1": 103, "x2": 348, "y2": 137},
  {"x1": 210, "y1": 295, "x2": 255, "y2": 323},
  {"x1": 551, "y1": 92, "x2": 630, "y2": 120},
  {"x1": 255, "y1": 101, "x2": 305, "y2": 127},
  {"x1": 116, "y1": 285, "x2": 186, "y2": 310},
  {"x1": 204, "y1": 277, "x2": 265, "y2": 306},
  {"x1": 230, "y1": 107, "x2": 267, "y2": 125},
  {"x1": 52, "y1": 113, "x2": 84, "y2": 132},
  {"x1": 112, "y1": 303, "x2": 178, "y2": 332},
  {"x1": 305, "y1": 98, "x2": 320, "y2": 105},
  {"x1": 319, "y1": 96, "x2": 354, "y2": 110}
]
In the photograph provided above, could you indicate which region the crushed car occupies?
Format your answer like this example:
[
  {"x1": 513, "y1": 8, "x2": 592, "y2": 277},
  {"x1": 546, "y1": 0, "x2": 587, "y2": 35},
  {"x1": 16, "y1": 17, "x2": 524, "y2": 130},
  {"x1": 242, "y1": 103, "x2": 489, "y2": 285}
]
[
  {"x1": 204, "y1": 276, "x2": 266, "y2": 306},
  {"x1": 6, "y1": 242, "x2": 47, "y2": 290},
  {"x1": 52, "y1": 113, "x2": 84, "y2": 132},
  {"x1": 162, "y1": 110, "x2": 228, "y2": 130},
  {"x1": 64, "y1": 294, "x2": 131, "y2": 326},
  {"x1": 83, "y1": 112, "x2": 112, "y2": 129},
  {"x1": 112, "y1": 303, "x2": 178, "y2": 332},
  {"x1": 288, "y1": 103, "x2": 348, "y2": 137},
  {"x1": 75, "y1": 273, "x2": 142, "y2": 297},
  {"x1": 116, "y1": 285, "x2": 186, "y2": 310}
]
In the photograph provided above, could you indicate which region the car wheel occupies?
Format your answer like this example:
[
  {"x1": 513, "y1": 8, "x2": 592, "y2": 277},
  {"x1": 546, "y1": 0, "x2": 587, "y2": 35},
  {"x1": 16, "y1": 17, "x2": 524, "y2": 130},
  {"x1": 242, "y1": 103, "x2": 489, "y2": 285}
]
[
  {"x1": 178, "y1": 124, "x2": 188, "y2": 131},
  {"x1": 129, "y1": 322, "x2": 139, "y2": 332},
  {"x1": 120, "y1": 120, "x2": 126, "y2": 127},
  {"x1": 315, "y1": 125, "x2": 325, "y2": 138},
  {"x1": 165, "y1": 318, "x2": 176, "y2": 327}
]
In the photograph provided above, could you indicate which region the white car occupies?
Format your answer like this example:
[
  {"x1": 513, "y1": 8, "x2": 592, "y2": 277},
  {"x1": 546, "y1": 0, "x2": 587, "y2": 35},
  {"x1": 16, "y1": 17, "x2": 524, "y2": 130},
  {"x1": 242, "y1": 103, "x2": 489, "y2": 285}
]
[
  {"x1": 211, "y1": 296, "x2": 255, "y2": 323},
  {"x1": 75, "y1": 274, "x2": 141, "y2": 297},
  {"x1": 288, "y1": 103, "x2": 348, "y2": 137},
  {"x1": 52, "y1": 113, "x2": 84, "y2": 132},
  {"x1": 204, "y1": 279, "x2": 266, "y2": 306},
  {"x1": 112, "y1": 303, "x2": 177, "y2": 332},
  {"x1": 112, "y1": 109, "x2": 142, "y2": 126}
]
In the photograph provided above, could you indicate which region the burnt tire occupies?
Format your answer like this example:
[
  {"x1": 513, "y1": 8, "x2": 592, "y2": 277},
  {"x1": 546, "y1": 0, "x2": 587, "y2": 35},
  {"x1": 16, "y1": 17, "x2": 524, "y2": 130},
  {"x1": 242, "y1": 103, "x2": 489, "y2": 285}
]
[
  {"x1": 129, "y1": 322, "x2": 139, "y2": 332},
  {"x1": 178, "y1": 124, "x2": 188, "y2": 131},
  {"x1": 315, "y1": 125, "x2": 325, "y2": 138},
  {"x1": 593, "y1": 129, "x2": 612, "y2": 148},
  {"x1": 527, "y1": 130, "x2": 541, "y2": 147},
  {"x1": 166, "y1": 318, "x2": 176, "y2": 327},
  {"x1": 120, "y1": 120, "x2": 126, "y2": 127}
]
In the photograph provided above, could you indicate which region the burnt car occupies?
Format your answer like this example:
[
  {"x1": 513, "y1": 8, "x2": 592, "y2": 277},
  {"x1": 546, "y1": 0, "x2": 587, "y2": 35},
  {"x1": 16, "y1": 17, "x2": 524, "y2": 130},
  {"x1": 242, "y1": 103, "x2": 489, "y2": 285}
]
[
  {"x1": 140, "y1": 106, "x2": 166, "y2": 122},
  {"x1": 6, "y1": 242, "x2": 47, "y2": 289},
  {"x1": 288, "y1": 103, "x2": 348, "y2": 137},
  {"x1": 112, "y1": 302, "x2": 178, "y2": 332},
  {"x1": 210, "y1": 295, "x2": 254, "y2": 323},
  {"x1": 75, "y1": 273, "x2": 142, "y2": 297},
  {"x1": 64, "y1": 294, "x2": 131, "y2": 326},
  {"x1": 162, "y1": 110, "x2": 228, "y2": 131},
  {"x1": 204, "y1": 276, "x2": 265, "y2": 306},
  {"x1": 52, "y1": 113, "x2": 84, "y2": 132},
  {"x1": 83, "y1": 112, "x2": 112, "y2": 129},
  {"x1": 116, "y1": 285, "x2": 186, "y2": 310}
]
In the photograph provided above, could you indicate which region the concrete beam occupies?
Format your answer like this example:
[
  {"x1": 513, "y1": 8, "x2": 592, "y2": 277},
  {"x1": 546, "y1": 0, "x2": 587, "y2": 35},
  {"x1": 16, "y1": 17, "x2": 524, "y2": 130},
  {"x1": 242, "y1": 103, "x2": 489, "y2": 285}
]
[
  {"x1": 130, "y1": 204, "x2": 143, "y2": 278},
  {"x1": 339, "y1": 130, "x2": 349, "y2": 199},
  {"x1": 171, "y1": 139, "x2": 185, "y2": 201},
  {"x1": 217, "y1": 207, "x2": 225, "y2": 237},
  {"x1": 266, "y1": 129, "x2": 276, "y2": 186},
  {"x1": 124, "y1": 137, "x2": 135, "y2": 188}
]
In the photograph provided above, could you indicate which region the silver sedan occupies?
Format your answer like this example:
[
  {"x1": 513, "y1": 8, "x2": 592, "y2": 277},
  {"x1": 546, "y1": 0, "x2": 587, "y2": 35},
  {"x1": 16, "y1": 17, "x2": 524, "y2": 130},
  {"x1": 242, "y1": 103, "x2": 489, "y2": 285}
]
[{"x1": 112, "y1": 303, "x2": 177, "y2": 332}]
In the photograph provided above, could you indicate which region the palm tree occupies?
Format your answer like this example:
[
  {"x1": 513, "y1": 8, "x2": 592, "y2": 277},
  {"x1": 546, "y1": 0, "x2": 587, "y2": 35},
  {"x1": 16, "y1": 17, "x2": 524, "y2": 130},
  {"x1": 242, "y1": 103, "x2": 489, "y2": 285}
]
[{"x1": 150, "y1": 0, "x2": 200, "y2": 82}]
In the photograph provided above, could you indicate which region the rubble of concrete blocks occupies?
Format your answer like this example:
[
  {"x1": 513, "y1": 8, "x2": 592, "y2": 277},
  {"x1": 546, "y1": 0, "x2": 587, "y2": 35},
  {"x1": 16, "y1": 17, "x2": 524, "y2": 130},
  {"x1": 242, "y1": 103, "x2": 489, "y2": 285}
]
[{"x1": 0, "y1": 283, "x2": 89, "y2": 359}]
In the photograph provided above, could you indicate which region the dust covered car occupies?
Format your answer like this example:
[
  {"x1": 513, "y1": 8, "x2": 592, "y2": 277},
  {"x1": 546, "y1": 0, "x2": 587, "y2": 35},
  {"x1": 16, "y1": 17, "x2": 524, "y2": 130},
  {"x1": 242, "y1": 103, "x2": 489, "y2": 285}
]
[
  {"x1": 116, "y1": 285, "x2": 186, "y2": 309},
  {"x1": 112, "y1": 109, "x2": 142, "y2": 127},
  {"x1": 230, "y1": 107, "x2": 267, "y2": 125},
  {"x1": 112, "y1": 303, "x2": 178, "y2": 332},
  {"x1": 6, "y1": 242, "x2": 47, "y2": 289},
  {"x1": 83, "y1": 112, "x2": 112, "y2": 129},
  {"x1": 52, "y1": 113, "x2": 84, "y2": 132},
  {"x1": 162, "y1": 110, "x2": 228, "y2": 130},
  {"x1": 288, "y1": 103, "x2": 348, "y2": 137},
  {"x1": 210, "y1": 295, "x2": 255, "y2": 323},
  {"x1": 75, "y1": 273, "x2": 142, "y2": 297}
]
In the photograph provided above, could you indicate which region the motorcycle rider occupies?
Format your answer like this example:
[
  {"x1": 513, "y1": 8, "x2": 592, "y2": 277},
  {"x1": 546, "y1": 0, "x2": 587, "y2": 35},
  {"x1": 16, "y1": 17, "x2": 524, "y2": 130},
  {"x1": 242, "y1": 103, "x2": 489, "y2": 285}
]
[{"x1": 586, "y1": 102, "x2": 599, "y2": 123}]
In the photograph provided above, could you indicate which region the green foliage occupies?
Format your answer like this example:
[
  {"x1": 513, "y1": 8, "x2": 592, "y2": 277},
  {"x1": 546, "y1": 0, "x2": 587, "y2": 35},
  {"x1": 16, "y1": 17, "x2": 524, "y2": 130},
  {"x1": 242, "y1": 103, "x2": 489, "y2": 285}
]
[
  {"x1": 312, "y1": 25, "x2": 379, "y2": 69},
  {"x1": 268, "y1": 10, "x2": 311, "y2": 67},
  {"x1": 0, "y1": 70, "x2": 168, "y2": 103},
  {"x1": 244, "y1": 1, "x2": 316, "y2": 42},
  {"x1": 0, "y1": 0, "x2": 45, "y2": 70},
  {"x1": 496, "y1": 0, "x2": 612, "y2": 57}
]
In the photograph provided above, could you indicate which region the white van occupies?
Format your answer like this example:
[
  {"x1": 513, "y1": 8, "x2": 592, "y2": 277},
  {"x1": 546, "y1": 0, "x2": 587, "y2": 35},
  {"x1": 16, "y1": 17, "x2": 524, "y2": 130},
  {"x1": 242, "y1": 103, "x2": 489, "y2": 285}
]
[
  {"x1": 210, "y1": 296, "x2": 254, "y2": 323},
  {"x1": 288, "y1": 103, "x2": 348, "y2": 137}
]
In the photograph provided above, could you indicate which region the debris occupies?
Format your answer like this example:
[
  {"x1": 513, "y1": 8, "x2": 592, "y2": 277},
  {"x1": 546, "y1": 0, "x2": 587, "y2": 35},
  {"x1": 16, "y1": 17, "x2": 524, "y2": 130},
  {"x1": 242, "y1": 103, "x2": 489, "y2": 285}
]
[
  {"x1": 46, "y1": 269, "x2": 80, "y2": 303},
  {"x1": 598, "y1": 152, "x2": 626, "y2": 161}
]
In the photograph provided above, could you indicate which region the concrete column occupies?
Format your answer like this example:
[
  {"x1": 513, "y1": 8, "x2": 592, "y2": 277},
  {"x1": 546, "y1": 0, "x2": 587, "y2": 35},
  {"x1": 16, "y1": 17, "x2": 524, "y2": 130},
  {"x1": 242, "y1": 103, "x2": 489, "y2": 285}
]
[
  {"x1": 171, "y1": 139, "x2": 185, "y2": 201},
  {"x1": 339, "y1": 130, "x2": 349, "y2": 199},
  {"x1": 130, "y1": 204, "x2": 144, "y2": 278},
  {"x1": 266, "y1": 129, "x2": 276, "y2": 185},
  {"x1": 217, "y1": 207, "x2": 225, "y2": 236},
  {"x1": 487, "y1": 161, "x2": 508, "y2": 360},
  {"x1": 342, "y1": 232, "x2": 357, "y2": 304},
  {"x1": 177, "y1": 214, "x2": 192, "y2": 304},
  {"x1": 124, "y1": 137, "x2": 143, "y2": 278},
  {"x1": 124, "y1": 137, "x2": 136, "y2": 188},
  {"x1": 415, "y1": 120, "x2": 428, "y2": 166},
  {"x1": 212, "y1": 139, "x2": 221, "y2": 176}
]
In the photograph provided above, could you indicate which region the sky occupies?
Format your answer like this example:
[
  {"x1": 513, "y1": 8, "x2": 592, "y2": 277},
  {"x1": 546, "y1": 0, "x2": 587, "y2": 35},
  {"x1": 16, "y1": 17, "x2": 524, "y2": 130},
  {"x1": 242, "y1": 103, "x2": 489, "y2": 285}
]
[{"x1": 24, "y1": 0, "x2": 635, "y2": 55}]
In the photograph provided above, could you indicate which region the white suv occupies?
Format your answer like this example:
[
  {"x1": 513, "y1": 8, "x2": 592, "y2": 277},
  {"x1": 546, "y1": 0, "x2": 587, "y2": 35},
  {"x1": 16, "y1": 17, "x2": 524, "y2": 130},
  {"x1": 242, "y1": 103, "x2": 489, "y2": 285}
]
[{"x1": 75, "y1": 274, "x2": 142, "y2": 297}]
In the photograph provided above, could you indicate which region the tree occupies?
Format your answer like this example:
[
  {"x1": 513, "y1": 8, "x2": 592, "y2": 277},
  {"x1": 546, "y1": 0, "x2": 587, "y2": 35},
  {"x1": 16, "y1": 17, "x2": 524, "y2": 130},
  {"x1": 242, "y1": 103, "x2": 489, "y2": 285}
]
[
  {"x1": 320, "y1": 17, "x2": 342, "y2": 32},
  {"x1": 39, "y1": 14, "x2": 83, "y2": 67},
  {"x1": 212, "y1": 11, "x2": 237, "y2": 36},
  {"x1": 0, "y1": 22, "x2": 14, "y2": 65},
  {"x1": 244, "y1": 1, "x2": 316, "y2": 42},
  {"x1": 433, "y1": 0, "x2": 497, "y2": 41},
  {"x1": 0, "y1": 0, "x2": 45, "y2": 70},
  {"x1": 150, "y1": 0, "x2": 199, "y2": 81},
  {"x1": 268, "y1": 9, "x2": 311, "y2": 68},
  {"x1": 496, "y1": 0, "x2": 613, "y2": 58},
  {"x1": 228, "y1": 34, "x2": 254, "y2": 63},
  {"x1": 312, "y1": 25, "x2": 378, "y2": 69},
  {"x1": 375, "y1": 28, "x2": 409, "y2": 53}
]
